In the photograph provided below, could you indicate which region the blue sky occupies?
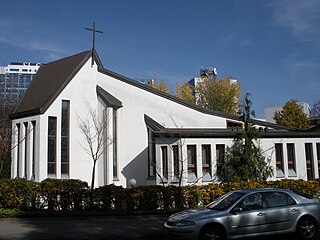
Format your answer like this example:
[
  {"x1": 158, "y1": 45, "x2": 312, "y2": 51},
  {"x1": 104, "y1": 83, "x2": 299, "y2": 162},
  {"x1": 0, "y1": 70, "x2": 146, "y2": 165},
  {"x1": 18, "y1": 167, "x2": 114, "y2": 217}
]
[{"x1": 1, "y1": 0, "x2": 319, "y2": 118}]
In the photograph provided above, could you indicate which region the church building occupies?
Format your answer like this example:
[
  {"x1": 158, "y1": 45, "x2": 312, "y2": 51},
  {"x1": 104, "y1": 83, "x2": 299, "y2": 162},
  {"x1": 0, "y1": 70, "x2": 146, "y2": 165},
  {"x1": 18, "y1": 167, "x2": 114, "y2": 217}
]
[{"x1": 10, "y1": 50, "x2": 320, "y2": 187}]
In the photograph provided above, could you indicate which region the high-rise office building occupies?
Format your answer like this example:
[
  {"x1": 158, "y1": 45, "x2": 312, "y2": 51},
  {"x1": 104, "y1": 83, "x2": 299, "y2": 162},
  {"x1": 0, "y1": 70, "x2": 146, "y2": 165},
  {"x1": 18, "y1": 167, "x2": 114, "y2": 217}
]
[{"x1": 0, "y1": 62, "x2": 41, "y2": 107}]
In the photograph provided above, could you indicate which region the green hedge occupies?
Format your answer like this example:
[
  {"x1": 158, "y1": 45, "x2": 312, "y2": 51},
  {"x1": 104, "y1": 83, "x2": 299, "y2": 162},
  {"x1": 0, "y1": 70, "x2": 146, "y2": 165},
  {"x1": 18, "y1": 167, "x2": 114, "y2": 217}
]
[{"x1": 0, "y1": 178, "x2": 319, "y2": 214}]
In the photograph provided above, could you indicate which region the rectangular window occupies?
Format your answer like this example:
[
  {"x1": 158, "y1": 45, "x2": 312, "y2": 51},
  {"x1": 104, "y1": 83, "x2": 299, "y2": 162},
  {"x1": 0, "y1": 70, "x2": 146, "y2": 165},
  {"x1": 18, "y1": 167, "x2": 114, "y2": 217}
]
[
  {"x1": 202, "y1": 145, "x2": 211, "y2": 175},
  {"x1": 317, "y1": 143, "x2": 320, "y2": 177},
  {"x1": 48, "y1": 117, "x2": 57, "y2": 175},
  {"x1": 113, "y1": 109, "x2": 118, "y2": 179},
  {"x1": 305, "y1": 143, "x2": 314, "y2": 180},
  {"x1": 287, "y1": 143, "x2": 296, "y2": 176},
  {"x1": 16, "y1": 123, "x2": 21, "y2": 177},
  {"x1": 161, "y1": 146, "x2": 168, "y2": 180},
  {"x1": 148, "y1": 129, "x2": 156, "y2": 178},
  {"x1": 216, "y1": 144, "x2": 225, "y2": 178},
  {"x1": 275, "y1": 143, "x2": 284, "y2": 177},
  {"x1": 173, "y1": 145, "x2": 180, "y2": 178},
  {"x1": 187, "y1": 145, "x2": 197, "y2": 178},
  {"x1": 31, "y1": 121, "x2": 36, "y2": 180},
  {"x1": 61, "y1": 100, "x2": 70, "y2": 175},
  {"x1": 24, "y1": 122, "x2": 28, "y2": 178}
]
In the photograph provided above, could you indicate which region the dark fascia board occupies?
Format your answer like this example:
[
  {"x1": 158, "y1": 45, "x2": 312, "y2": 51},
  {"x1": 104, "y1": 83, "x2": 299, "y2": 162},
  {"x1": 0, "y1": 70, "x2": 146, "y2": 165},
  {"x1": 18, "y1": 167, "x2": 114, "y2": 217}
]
[
  {"x1": 10, "y1": 50, "x2": 101, "y2": 120},
  {"x1": 99, "y1": 67, "x2": 295, "y2": 131},
  {"x1": 93, "y1": 50, "x2": 104, "y2": 68},
  {"x1": 145, "y1": 115, "x2": 320, "y2": 139},
  {"x1": 144, "y1": 114, "x2": 166, "y2": 132},
  {"x1": 99, "y1": 67, "x2": 243, "y2": 122},
  {"x1": 9, "y1": 108, "x2": 42, "y2": 120},
  {"x1": 96, "y1": 85, "x2": 122, "y2": 109},
  {"x1": 40, "y1": 51, "x2": 95, "y2": 114}
]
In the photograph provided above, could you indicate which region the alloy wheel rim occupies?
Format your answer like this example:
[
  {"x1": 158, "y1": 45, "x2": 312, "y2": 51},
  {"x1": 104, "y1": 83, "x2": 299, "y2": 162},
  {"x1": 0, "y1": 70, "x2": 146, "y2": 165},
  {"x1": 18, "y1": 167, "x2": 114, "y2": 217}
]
[
  {"x1": 204, "y1": 229, "x2": 222, "y2": 240},
  {"x1": 300, "y1": 220, "x2": 315, "y2": 238}
]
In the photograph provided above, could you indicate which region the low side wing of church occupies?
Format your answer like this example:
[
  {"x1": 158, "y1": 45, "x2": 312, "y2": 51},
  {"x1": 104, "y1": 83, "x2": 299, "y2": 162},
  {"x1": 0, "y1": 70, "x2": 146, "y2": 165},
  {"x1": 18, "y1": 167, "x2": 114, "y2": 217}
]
[{"x1": 10, "y1": 50, "x2": 320, "y2": 188}]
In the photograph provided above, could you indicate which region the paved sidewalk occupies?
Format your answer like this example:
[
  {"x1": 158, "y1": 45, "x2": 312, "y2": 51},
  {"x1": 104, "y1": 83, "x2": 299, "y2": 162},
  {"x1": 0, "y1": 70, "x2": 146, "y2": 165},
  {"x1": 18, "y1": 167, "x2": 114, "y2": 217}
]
[{"x1": 0, "y1": 215, "x2": 168, "y2": 239}]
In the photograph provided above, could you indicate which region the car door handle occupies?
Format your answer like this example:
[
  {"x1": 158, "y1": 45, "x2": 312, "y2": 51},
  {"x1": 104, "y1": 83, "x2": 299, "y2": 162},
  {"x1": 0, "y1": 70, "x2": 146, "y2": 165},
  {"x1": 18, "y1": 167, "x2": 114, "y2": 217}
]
[
  {"x1": 257, "y1": 212, "x2": 265, "y2": 216},
  {"x1": 291, "y1": 208, "x2": 299, "y2": 213}
]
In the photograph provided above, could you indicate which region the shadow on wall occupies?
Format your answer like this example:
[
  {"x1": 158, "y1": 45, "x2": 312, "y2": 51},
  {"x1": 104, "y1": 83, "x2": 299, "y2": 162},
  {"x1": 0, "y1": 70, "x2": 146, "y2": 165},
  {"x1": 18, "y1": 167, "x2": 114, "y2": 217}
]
[{"x1": 122, "y1": 148, "x2": 149, "y2": 187}]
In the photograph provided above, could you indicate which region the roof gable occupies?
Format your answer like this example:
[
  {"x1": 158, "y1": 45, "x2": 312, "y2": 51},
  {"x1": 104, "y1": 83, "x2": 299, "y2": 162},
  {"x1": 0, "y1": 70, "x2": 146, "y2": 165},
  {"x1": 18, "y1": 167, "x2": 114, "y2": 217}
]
[
  {"x1": 145, "y1": 115, "x2": 320, "y2": 138},
  {"x1": 96, "y1": 85, "x2": 122, "y2": 109},
  {"x1": 10, "y1": 50, "x2": 100, "y2": 119}
]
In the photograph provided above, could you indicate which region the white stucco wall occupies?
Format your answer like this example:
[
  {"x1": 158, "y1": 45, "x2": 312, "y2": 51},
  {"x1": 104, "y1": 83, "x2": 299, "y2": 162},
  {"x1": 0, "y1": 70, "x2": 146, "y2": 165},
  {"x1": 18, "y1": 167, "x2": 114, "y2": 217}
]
[{"x1": 11, "y1": 55, "x2": 320, "y2": 188}]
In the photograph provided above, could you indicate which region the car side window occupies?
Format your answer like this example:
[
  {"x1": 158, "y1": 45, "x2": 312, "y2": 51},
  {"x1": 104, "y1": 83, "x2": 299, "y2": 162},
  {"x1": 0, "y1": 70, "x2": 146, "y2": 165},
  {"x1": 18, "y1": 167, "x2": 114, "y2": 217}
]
[
  {"x1": 265, "y1": 192, "x2": 296, "y2": 208},
  {"x1": 236, "y1": 193, "x2": 263, "y2": 211}
]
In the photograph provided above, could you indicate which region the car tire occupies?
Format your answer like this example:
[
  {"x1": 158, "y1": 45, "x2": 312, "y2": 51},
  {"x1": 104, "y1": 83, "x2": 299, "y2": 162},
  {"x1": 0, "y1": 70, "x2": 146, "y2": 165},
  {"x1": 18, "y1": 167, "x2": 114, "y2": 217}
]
[
  {"x1": 198, "y1": 224, "x2": 226, "y2": 240},
  {"x1": 297, "y1": 216, "x2": 319, "y2": 240}
]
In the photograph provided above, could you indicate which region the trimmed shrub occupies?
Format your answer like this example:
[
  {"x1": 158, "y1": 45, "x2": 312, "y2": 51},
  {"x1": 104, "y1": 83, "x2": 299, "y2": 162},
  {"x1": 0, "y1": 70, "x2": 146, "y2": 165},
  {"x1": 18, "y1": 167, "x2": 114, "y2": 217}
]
[{"x1": 0, "y1": 178, "x2": 319, "y2": 215}]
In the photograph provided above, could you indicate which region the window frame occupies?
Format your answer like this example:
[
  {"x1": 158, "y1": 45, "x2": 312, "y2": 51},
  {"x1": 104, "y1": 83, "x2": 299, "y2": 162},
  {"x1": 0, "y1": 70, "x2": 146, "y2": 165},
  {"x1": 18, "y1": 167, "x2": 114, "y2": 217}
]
[
  {"x1": 187, "y1": 145, "x2": 197, "y2": 177},
  {"x1": 61, "y1": 100, "x2": 70, "y2": 175},
  {"x1": 112, "y1": 108, "x2": 118, "y2": 179},
  {"x1": 287, "y1": 143, "x2": 296, "y2": 176},
  {"x1": 216, "y1": 144, "x2": 225, "y2": 178},
  {"x1": 202, "y1": 144, "x2": 211, "y2": 178},
  {"x1": 305, "y1": 143, "x2": 315, "y2": 180},
  {"x1": 161, "y1": 146, "x2": 168, "y2": 180},
  {"x1": 173, "y1": 145, "x2": 180, "y2": 178},
  {"x1": 47, "y1": 117, "x2": 57, "y2": 175},
  {"x1": 275, "y1": 143, "x2": 284, "y2": 177}
]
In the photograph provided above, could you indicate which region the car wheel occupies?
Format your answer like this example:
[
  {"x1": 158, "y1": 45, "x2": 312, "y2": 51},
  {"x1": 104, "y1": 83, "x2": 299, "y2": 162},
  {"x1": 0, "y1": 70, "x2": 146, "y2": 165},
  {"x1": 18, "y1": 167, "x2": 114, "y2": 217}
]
[
  {"x1": 199, "y1": 224, "x2": 226, "y2": 240},
  {"x1": 297, "y1": 216, "x2": 318, "y2": 240}
]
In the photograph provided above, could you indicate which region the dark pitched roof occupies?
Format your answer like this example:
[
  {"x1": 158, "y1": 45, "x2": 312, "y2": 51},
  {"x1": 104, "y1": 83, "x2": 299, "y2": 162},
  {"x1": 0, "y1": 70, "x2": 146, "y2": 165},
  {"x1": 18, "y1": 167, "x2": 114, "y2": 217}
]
[
  {"x1": 145, "y1": 115, "x2": 320, "y2": 138},
  {"x1": 96, "y1": 85, "x2": 122, "y2": 109},
  {"x1": 10, "y1": 50, "x2": 102, "y2": 120},
  {"x1": 7, "y1": 49, "x2": 307, "y2": 133},
  {"x1": 99, "y1": 67, "x2": 293, "y2": 131}
]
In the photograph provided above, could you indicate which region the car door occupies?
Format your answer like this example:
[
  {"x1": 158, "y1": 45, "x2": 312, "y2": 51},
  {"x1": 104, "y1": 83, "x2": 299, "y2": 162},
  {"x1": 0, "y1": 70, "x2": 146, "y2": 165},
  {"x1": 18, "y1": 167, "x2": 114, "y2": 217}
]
[
  {"x1": 265, "y1": 191, "x2": 299, "y2": 232},
  {"x1": 227, "y1": 193, "x2": 267, "y2": 237}
]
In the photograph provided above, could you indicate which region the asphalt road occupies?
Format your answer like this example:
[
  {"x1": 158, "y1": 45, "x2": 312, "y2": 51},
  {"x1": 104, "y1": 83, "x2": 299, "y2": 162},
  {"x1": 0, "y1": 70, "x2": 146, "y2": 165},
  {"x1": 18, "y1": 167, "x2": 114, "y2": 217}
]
[{"x1": 0, "y1": 215, "x2": 311, "y2": 240}]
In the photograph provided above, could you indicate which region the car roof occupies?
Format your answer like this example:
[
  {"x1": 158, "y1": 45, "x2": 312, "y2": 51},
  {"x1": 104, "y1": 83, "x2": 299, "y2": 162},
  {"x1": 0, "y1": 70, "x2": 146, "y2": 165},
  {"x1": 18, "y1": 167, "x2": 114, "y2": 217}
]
[{"x1": 233, "y1": 188, "x2": 291, "y2": 194}]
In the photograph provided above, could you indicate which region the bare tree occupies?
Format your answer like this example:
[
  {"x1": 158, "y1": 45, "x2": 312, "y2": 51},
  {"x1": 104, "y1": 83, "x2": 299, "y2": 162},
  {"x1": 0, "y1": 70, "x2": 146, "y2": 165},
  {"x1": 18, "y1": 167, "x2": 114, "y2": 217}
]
[
  {"x1": 155, "y1": 116, "x2": 210, "y2": 187},
  {"x1": 77, "y1": 101, "x2": 112, "y2": 190}
]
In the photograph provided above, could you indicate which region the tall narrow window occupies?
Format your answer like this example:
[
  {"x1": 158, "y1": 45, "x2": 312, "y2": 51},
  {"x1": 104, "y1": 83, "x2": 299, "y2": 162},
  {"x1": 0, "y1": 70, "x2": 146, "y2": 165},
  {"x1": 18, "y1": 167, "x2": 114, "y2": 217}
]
[
  {"x1": 161, "y1": 146, "x2": 168, "y2": 180},
  {"x1": 173, "y1": 145, "x2": 180, "y2": 178},
  {"x1": 31, "y1": 121, "x2": 36, "y2": 180},
  {"x1": 216, "y1": 144, "x2": 225, "y2": 178},
  {"x1": 287, "y1": 143, "x2": 296, "y2": 176},
  {"x1": 202, "y1": 145, "x2": 211, "y2": 181},
  {"x1": 61, "y1": 100, "x2": 70, "y2": 175},
  {"x1": 113, "y1": 109, "x2": 118, "y2": 179},
  {"x1": 317, "y1": 143, "x2": 320, "y2": 177},
  {"x1": 187, "y1": 145, "x2": 197, "y2": 180},
  {"x1": 24, "y1": 122, "x2": 28, "y2": 178},
  {"x1": 305, "y1": 143, "x2": 314, "y2": 180},
  {"x1": 16, "y1": 123, "x2": 21, "y2": 177},
  {"x1": 147, "y1": 129, "x2": 156, "y2": 178},
  {"x1": 48, "y1": 117, "x2": 57, "y2": 175},
  {"x1": 275, "y1": 143, "x2": 284, "y2": 177}
]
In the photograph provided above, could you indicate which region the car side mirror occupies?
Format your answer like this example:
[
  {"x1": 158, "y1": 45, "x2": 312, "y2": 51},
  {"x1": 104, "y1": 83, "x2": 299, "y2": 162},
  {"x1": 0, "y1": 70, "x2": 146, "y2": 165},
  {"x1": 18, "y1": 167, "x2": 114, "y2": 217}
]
[{"x1": 231, "y1": 207, "x2": 242, "y2": 214}]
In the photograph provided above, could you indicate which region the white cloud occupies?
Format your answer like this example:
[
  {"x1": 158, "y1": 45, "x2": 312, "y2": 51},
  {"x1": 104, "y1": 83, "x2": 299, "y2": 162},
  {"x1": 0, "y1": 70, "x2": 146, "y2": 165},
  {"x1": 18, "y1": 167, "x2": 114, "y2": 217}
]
[
  {"x1": 0, "y1": 19, "x2": 68, "y2": 61},
  {"x1": 270, "y1": 0, "x2": 320, "y2": 46}
]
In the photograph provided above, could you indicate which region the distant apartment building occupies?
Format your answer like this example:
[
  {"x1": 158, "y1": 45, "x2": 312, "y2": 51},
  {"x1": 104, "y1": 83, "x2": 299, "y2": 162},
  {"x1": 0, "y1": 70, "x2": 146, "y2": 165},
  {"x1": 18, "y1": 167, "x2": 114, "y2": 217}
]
[
  {"x1": 188, "y1": 67, "x2": 238, "y2": 105},
  {"x1": 264, "y1": 102, "x2": 311, "y2": 123},
  {"x1": 0, "y1": 62, "x2": 41, "y2": 107}
]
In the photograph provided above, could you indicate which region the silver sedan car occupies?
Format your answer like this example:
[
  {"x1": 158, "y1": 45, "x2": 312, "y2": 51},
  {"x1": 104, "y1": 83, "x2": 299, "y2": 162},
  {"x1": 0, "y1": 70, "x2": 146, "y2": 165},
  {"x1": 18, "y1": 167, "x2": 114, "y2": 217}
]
[{"x1": 163, "y1": 188, "x2": 320, "y2": 240}]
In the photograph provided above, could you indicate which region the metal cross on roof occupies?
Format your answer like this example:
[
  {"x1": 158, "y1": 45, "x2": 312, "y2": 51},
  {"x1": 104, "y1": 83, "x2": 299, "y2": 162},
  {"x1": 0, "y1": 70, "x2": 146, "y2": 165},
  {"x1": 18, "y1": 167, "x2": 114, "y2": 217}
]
[{"x1": 85, "y1": 22, "x2": 103, "y2": 66}]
